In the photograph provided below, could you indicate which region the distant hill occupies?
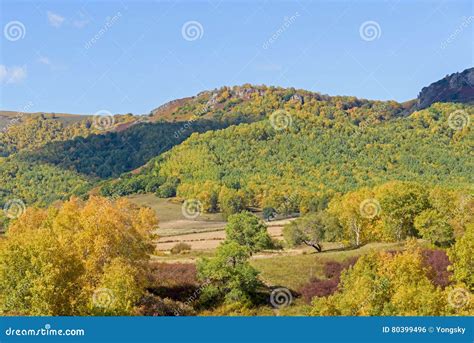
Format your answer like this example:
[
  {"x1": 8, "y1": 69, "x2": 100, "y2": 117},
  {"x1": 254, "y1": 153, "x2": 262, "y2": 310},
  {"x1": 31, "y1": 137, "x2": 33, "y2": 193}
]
[
  {"x1": 0, "y1": 111, "x2": 90, "y2": 130},
  {"x1": 1, "y1": 70, "x2": 472, "y2": 211},
  {"x1": 417, "y1": 67, "x2": 474, "y2": 109}
]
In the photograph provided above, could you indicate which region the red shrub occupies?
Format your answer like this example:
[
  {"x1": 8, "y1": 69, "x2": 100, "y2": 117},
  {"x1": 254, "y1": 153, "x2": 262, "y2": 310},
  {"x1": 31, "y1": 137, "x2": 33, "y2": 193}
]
[
  {"x1": 323, "y1": 257, "x2": 358, "y2": 279},
  {"x1": 299, "y1": 277, "x2": 339, "y2": 303},
  {"x1": 300, "y1": 257, "x2": 358, "y2": 303},
  {"x1": 149, "y1": 262, "x2": 198, "y2": 287},
  {"x1": 421, "y1": 249, "x2": 452, "y2": 288}
]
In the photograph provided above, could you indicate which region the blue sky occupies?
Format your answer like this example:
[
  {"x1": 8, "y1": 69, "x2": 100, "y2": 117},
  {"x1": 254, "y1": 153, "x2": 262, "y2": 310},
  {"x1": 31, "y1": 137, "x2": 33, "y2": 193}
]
[{"x1": 0, "y1": 0, "x2": 472, "y2": 115}]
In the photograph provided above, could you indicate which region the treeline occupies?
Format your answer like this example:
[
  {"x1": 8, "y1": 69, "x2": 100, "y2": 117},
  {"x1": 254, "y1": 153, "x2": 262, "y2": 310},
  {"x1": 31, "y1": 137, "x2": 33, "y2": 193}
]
[
  {"x1": 0, "y1": 117, "x2": 256, "y2": 218},
  {"x1": 101, "y1": 103, "x2": 473, "y2": 216},
  {"x1": 282, "y1": 181, "x2": 473, "y2": 249},
  {"x1": 162, "y1": 84, "x2": 405, "y2": 126},
  {"x1": 0, "y1": 113, "x2": 140, "y2": 157}
]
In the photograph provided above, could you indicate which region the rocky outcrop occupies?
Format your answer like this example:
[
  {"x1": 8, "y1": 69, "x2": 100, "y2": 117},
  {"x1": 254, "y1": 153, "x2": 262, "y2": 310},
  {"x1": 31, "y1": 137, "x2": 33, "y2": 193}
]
[{"x1": 417, "y1": 67, "x2": 474, "y2": 109}]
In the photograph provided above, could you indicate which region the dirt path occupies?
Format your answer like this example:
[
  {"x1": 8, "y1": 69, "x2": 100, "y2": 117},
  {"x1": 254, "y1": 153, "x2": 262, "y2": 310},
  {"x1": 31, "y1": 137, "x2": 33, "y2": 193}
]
[{"x1": 155, "y1": 218, "x2": 293, "y2": 251}]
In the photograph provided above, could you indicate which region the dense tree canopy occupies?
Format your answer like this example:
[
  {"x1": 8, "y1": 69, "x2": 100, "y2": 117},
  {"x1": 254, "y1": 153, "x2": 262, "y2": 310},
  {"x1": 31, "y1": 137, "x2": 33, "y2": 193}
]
[
  {"x1": 103, "y1": 103, "x2": 472, "y2": 216},
  {"x1": 0, "y1": 196, "x2": 157, "y2": 315}
]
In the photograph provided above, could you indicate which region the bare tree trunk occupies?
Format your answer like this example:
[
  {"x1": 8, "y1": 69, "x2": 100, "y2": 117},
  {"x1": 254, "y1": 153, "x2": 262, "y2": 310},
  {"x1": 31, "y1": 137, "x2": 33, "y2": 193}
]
[
  {"x1": 303, "y1": 241, "x2": 322, "y2": 252},
  {"x1": 351, "y1": 219, "x2": 361, "y2": 247}
]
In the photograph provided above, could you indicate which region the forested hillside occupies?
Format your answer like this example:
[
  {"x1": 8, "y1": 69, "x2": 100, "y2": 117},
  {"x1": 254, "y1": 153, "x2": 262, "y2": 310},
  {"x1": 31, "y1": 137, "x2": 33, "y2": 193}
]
[
  {"x1": 101, "y1": 102, "x2": 473, "y2": 215},
  {"x1": 0, "y1": 85, "x2": 407, "y2": 209}
]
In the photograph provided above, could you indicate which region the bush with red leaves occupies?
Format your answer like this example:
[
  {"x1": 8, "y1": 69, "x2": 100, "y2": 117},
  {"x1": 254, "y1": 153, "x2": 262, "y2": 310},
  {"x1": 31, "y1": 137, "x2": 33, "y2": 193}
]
[
  {"x1": 300, "y1": 257, "x2": 358, "y2": 303},
  {"x1": 421, "y1": 249, "x2": 452, "y2": 288},
  {"x1": 148, "y1": 262, "x2": 200, "y2": 301},
  {"x1": 150, "y1": 262, "x2": 198, "y2": 287},
  {"x1": 299, "y1": 277, "x2": 339, "y2": 302},
  {"x1": 323, "y1": 257, "x2": 358, "y2": 279}
]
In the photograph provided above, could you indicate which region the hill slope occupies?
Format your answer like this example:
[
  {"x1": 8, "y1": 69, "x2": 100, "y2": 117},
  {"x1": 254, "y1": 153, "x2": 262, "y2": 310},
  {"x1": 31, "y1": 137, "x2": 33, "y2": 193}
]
[{"x1": 102, "y1": 102, "x2": 473, "y2": 212}]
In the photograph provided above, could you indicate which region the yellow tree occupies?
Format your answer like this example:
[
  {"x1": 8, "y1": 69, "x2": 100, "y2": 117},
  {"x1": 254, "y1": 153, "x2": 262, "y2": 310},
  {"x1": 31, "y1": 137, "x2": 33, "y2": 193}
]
[
  {"x1": 328, "y1": 189, "x2": 383, "y2": 246},
  {"x1": 311, "y1": 240, "x2": 447, "y2": 316},
  {"x1": 0, "y1": 196, "x2": 158, "y2": 316}
]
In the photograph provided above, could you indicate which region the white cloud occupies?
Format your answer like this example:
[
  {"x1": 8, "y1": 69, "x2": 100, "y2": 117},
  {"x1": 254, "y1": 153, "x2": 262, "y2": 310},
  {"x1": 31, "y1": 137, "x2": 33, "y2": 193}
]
[
  {"x1": 0, "y1": 65, "x2": 27, "y2": 84},
  {"x1": 47, "y1": 11, "x2": 65, "y2": 27}
]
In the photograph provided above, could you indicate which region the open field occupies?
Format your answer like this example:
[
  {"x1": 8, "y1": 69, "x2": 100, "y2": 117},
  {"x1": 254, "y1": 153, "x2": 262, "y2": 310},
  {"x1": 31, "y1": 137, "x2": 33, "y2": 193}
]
[
  {"x1": 155, "y1": 221, "x2": 289, "y2": 251},
  {"x1": 128, "y1": 194, "x2": 294, "y2": 250},
  {"x1": 127, "y1": 194, "x2": 227, "y2": 236},
  {"x1": 252, "y1": 241, "x2": 406, "y2": 290}
]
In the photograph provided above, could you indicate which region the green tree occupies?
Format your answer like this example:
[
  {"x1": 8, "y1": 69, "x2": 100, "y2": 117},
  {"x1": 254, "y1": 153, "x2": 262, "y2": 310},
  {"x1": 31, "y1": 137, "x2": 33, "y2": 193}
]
[
  {"x1": 197, "y1": 241, "x2": 260, "y2": 305},
  {"x1": 283, "y1": 212, "x2": 342, "y2": 252},
  {"x1": 414, "y1": 209, "x2": 454, "y2": 246},
  {"x1": 225, "y1": 211, "x2": 273, "y2": 254},
  {"x1": 263, "y1": 207, "x2": 277, "y2": 221},
  {"x1": 375, "y1": 181, "x2": 429, "y2": 240},
  {"x1": 219, "y1": 186, "x2": 245, "y2": 219}
]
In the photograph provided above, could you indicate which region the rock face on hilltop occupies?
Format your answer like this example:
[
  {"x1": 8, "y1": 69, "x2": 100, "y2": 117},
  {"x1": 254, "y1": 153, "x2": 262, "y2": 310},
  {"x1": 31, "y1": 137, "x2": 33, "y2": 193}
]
[{"x1": 417, "y1": 68, "x2": 474, "y2": 109}]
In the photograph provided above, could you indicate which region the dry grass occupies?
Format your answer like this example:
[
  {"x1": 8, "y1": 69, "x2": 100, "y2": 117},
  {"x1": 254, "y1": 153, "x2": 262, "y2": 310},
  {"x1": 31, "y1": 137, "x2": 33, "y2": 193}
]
[{"x1": 251, "y1": 241, "x2": 406, "y2": 291}]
